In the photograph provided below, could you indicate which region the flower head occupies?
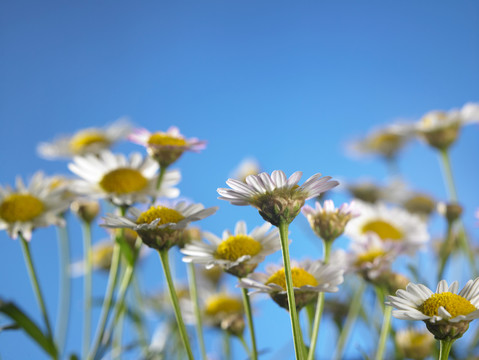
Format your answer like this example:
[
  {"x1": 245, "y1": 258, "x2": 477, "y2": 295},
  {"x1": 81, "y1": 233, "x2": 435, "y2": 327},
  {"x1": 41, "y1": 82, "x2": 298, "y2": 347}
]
[
  {"x1": 230, "y1": 158, "x2": 261, "y2": 182},
  {"x1": 129, "y1": 127, "x2": 206, "y2": 167},
  {"x1": 302, "y1": 200, "x2": 358, "y2": 242},
  {"x1": 68, "y1": 151, "x2": 180, "y2": 207},
  {"x1": 102, "y1": 201, "x2": 217, "y2": 251},
  {"x1": 218, "y1": 170, "x2": 339, "y2": 226},
  {"x1": 37, "y1": 118, "x2": 132, "y2": 159},
  {"x1": 346, "y1": 201, "x2": 429, "y2": 255},
  {"x1": 181, "y1": 220, "x2": 281, "y2": 278},
  {"x1": 395, "y1": 328, "x2": 434, "y2": 360},
  {"x1": 0, "y1": 172, "x2": 70, "y2": 240},
  {"x1": 239, "y1": 259, "x2": 343, "y2": 310},
  {"x1": 387, "y1": 278, "x2": 479, "y2": 340}
]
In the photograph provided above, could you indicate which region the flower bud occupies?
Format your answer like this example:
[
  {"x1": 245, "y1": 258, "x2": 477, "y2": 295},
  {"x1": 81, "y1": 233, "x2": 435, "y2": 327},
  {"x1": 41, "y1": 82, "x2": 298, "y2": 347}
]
[{"x1": 71, "y1": 199, "x2": 100, "y2": 223}]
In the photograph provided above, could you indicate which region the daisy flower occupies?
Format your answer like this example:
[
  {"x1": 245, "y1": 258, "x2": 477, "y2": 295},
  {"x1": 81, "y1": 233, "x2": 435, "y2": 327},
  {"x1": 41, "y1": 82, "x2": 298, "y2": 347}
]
[
  {"x1": 387, "y1": 278, "x2": 479, "y2": 340},
  {"x1": 395, "y1": 328, "x2": 434, "y2": 360},
  {"x1": 181, "y1": 220, "x2": 281, "y2": 278},
  {"x1": 102, "y1": 201, "x2": 218, "y2": 251},
  {"x1": 345, "y1": 201, "x2": 429, "y2": 255},
  {"x1": 239, "y1": 259, "x2": 344, "y2": 310},
  {"x1": 302, "y1": 200, "x2": 358, "y2": 243},
  {"x1": 0, "y1": 172, "x2": 70, "y2": 240},
  {"x1": 37, "y1": 118, "x2": 132, "y2": 159},
  {"x1": 230, "y1": 158, "x2": 261, "y2": 182},
  {"x1": 68, "y1": 151, "x2": 180, "y2": 207},
  {"x1": 129, "y1": 126, "x2": 206, "y2": 167},
  {"x1": 217, "y1": 170, "x2": 339, "y2": 226}
]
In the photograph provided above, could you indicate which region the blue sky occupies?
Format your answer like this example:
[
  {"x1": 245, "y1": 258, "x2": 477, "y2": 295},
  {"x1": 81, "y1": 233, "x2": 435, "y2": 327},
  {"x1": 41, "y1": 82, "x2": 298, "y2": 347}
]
[{"x1": 1, "y1": 1, "x2": 479, "y2": 359}]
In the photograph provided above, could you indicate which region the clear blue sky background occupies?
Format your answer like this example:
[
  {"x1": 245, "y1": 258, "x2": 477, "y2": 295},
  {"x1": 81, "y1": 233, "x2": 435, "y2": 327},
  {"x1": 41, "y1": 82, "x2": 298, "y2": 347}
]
[{"x1": 1, "y1": 1, "x2": 478, "y2": 359}]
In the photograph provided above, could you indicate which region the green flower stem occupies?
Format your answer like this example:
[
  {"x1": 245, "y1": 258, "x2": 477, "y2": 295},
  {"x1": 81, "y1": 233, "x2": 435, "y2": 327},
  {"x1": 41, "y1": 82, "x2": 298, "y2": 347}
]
[
  {"x1": 375, "y1": 304, "x2": 392, "y2": 360},
  {"x1": 239, "y1": 334, "x2": 252, "y2": 358},
  {"x1": 307, "y1": 240, "x2": 332, "y2": 360},
  {"x1": 439, "y1": 339, "x2": 454, "y2": 360},
  {"x1": 82, "y1": 221, "x2": 93, "y2": 358},
  {"x1": 187, "y1": 263, "x2": 207, "y2": 360},
  {"x1": 132, "y1": 276, "x2": 149, "y2": 352},
  {"x1": 158, "y1": 249, "x2": 194, "y2": 360},
  {"x1": 55, "y1": 221, "x2": 71, "y2": 356},
  {"x1": 19, "y1": 233, "x2": 55, "y2": 354},
  {"x1": 87, "y1": 242, "x2": 121, "y2": 360},
  {"x1": 333, "y1": 281, "x2": 366, "y2": 360},
  {"x1": 241, "y1": 287, "x2": 258, "y2": 360},
  {"x1": 152, "y1": 165, "x2": 168, "y2": 204},
  {"x1": 223, "y1": 331, "x2": 232, "y2": 360},
  {"x1": 305, "y1": 303, "x2": 315, "y2": 339},
  {"x1": 112, "y1": 308, "x2": 125, "y2": 360},
  {"x1": 278, "y1": 221, "x2": 305, "y2": 360},
  {"x1": 438, "y1": 221, "x2": 454, "y2": 282}
]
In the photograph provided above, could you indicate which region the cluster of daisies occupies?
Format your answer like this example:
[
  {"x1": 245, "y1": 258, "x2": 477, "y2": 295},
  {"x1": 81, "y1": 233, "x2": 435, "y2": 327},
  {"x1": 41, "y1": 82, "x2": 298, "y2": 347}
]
[{"x1": 1, "y1": 100, "x2": 479, "y2": 360}]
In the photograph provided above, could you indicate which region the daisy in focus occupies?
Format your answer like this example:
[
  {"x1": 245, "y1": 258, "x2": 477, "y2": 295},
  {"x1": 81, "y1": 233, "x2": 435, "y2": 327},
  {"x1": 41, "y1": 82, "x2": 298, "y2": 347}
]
[
  {"x1": 345, "y1": 200, "x2": 429, "y2": 255},
  {"x1": 387, "y1": 278, "x2": 479, "y2": 341},
  {"x1": 68, "y1": 151, "x2": 180, "y2": 207},
  {"x1": 102, "y1": 201, "x2": 217, "y2": 251},
  {"x1": 129, "y1": 126, "x2": 206, "y2": 167},
  {"x1": 37, "y1": 118, "x2": 132, "y2": 159},
  {"x1": 0, "y1": 172, "x2": 70, "y2": 240},
  {"x1": 181, "y1": 220, "x2": 281, "y2": 278},
  {"x1": 239, "y1": 259, "x2": 344, "y2": 310},
  {"x1": 217, "y1": 170, "x2": 339, "y2": 226}
]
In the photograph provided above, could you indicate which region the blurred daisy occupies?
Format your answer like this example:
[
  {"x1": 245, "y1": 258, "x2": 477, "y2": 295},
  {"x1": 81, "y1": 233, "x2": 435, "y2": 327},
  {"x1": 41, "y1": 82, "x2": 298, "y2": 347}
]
[
  {"x1": 218, "y1": 170, "x2": 339, "y2": 226},
  {"x1": 239, "y1": 259, "x2": 344, "y2": 310},
  {"x1": 129, "y1": 126, "x2": 206, "y2": 167},
  {"x1": 387, "y1": 278, "x2": 479, "y2": 340},
  {"x1": 202, "y1": 292, "x2": 244, "y2": 329},
  {"x1": 181, "y1": 220, "x2": 281, "y2": 278},
  {"x1": 0, "y1": 172, "x2": 70, "y2": 240},
  {"x1": 37, "y1": 118, "x2": 132, "y2": 159},
  {"x1": 395, "y1": 328, "x2": 434, "y2": 360},
  {"x1": 68, "y1": 151, "x2": 180, "y2": 207},
  {"x1": 302, "y1": 200, "x2": 358, "y2": 242},
  {"x1": 230, "y1": 158, "x2": 261, "y2": 182},
  {"x1": 345, "y1": 201, "x2": 429, "y2": 254},
  {"x1": 102, "y1": 201, "x2": 217, "y2": 251}
]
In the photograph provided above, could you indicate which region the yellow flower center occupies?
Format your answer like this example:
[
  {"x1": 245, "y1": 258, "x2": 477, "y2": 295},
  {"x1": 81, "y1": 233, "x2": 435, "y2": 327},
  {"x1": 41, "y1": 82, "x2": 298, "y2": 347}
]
[
  {"x1": 215, "y1": 234, "x2": 262, "y2": 261},
  {"x1": 99, "y1": 168, "x2": 148, "y2": 194},
  {"x1": 205, "y1": 295, "x2": 243, "y2": 316},
  {"x1": 354, "y1": 249, "x2": 386, "y2": 266},
  {"x1": 70, "y1": 131, "x2": 110, "y2": 154},
  {"x1": 0, "y1": 194, "x2": 45, "y2": 223},
  {"x1": 136, "y1": 206, "x2": 185, "y2": 225},
  {"x1": 369, "y1": 133, "x2": 402, "y2": 150},
  {"x1": 420, "y1": 292, "x2": 476, "y2": 318},
  {"x1": 266, "y1": 267, "x2": 318, "y2": 290},
  {"x1": 361, "y1": 219, "x2": 403, "y2": 241},
  {"x1": 147, "y1": 133, "x2": 187, "y2": 147}
]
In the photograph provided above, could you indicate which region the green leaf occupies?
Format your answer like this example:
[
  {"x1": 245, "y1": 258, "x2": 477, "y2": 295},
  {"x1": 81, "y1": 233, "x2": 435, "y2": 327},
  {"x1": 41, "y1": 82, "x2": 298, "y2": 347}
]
[{"x1": 0, "y1": 300, "x2": 57, "y2": 357}]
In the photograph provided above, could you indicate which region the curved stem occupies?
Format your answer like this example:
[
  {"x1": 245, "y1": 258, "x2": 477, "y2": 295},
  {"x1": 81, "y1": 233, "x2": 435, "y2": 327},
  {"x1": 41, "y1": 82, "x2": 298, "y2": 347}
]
[
  {"x1": 375, "y1": 305, "x2": 392, "y2": 360},
  {"x1": 187, "y1": 263, "x2": 207, "y2": 360},
  {"x1": 334, "y1": 282, "x2": 366, "y2": 360},
  {"x1": 158, "y1": 249, "x2": 194, "y2": 360},
  {"x1": 439, "y1": 339, "x2": 454, "y2": 360},
  {"x1": 241, "y1": 287, "x2": 258, "y2": 360},
  {"x1": 82, "y1": 222, "x2": 93, "y2": 358},
  {"x1": 278, "y1": 221, "x2": 305, "y2": 360},
  {"x1": 439, "y1": 149, "x2": 458, "y2": 201},
  {"x1": 238, "y1": 334, "x2": 252, "y2": 358},
  {"x1": 19, "y1": 233, "x2": 56, "y2": 356},
  {"x1": 55, "y1": 221, "x2": 71, "y2": 356}
]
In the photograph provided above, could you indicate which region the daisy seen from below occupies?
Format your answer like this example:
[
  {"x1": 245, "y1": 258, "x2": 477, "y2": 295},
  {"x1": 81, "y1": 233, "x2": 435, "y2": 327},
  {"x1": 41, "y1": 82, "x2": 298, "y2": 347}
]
[
  {"x1": 239, "y1": 259, "x2": 344, "y2": 310},
  {"x1": 345, "y1": 200, "x2": 429, "y2": 255},
  {"x1": 217, "y1": 170, "x2": 339, "y2": 226},
  {"x1": 129, "y1": 126, "x2": 206, "y2": 167},
  {"x1": 37, "y1": 118, "x2": 132, "y2": 159},
  {"x1": 0, "y1": 172, "x2": 70, "y2": 240},
  {"x1": 68, "y1": 150, "x2": 180, "y2": 207},
  {"x1": 181, "y1": 220, "x2": 281, "y2": 278},
  {"x1": 387, "y1": 278, "x2": 479, "y2": 359}
]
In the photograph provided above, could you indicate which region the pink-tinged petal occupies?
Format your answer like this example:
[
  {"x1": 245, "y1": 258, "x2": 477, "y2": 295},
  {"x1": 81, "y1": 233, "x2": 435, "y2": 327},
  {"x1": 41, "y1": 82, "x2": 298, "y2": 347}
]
[
  {"x1": 271, "y1": 170, "x2": 287, "y2": 187},
  {"x1": 286, "y1": 171, "x2": 302, "y2": 187}
]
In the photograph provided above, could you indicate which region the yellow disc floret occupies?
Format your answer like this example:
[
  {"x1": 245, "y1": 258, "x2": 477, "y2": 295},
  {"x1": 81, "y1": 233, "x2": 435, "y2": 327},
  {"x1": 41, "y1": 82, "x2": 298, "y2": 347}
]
[
  {"x1": 266, "y1": 267, "x2": 318, "y2": 290},
  {"x1": 70, "y1": 131, "x2": 110, "y2": 154},
  {"x1": 361, "y1": 219, "x2": 403, "y2": 241},
  {"x1": 205, "y1": 294, "x2": 243, "y2": 316},
  {"x1": 136, "y1": 206, "x2": 185, "y2": 225},
  {"x1": 420, "y1": 292, "x2": 476, "y2": 318},
  {"x1": 148, "y1": 133, "x2": 187, "y2": 147},
  {"x1": 355, "y1": 249, "x2": 386, "y2": 266},
  {"x1": 215, "y1": 234, "x2": 262, "y2": 261},
  {"x1": 0, "y1": 194, "x2": 45, "y2": 223},
  {"x1": 99, "y1": 168, "x2": 148, "y2": 194}
]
